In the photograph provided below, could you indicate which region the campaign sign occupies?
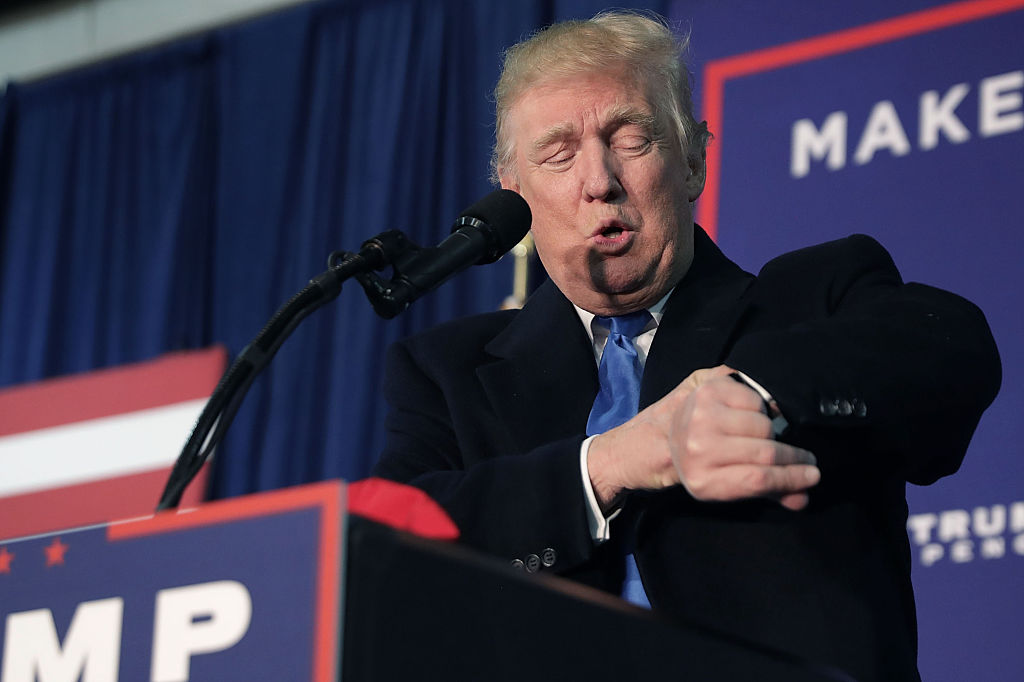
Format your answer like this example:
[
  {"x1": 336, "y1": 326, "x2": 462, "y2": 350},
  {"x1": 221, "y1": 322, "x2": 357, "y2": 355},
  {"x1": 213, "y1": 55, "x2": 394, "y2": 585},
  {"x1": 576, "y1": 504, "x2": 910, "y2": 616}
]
[
  {"x1": 691, "y1": 1, "x2": 1024, "y2": 679},
  {"x1": 0, "y1": 481, "x2": 344, "y2": 682},
  {"x1": 0, "y1": 347, "x2": 227, "y2": 540}
]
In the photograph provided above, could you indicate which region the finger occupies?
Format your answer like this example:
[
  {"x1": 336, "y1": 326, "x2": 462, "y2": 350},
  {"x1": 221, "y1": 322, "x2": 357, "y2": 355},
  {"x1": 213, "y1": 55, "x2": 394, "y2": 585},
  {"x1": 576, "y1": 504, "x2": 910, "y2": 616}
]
[
  {"x1": 674, "y1": 365, "x2": 735, "y2": 399},
  {"x1": 691, "y1": 407, "x2": 773, "y2": 440},
  {"x1": 680, "y1": 459, "x2": 821, "y2": 503},
  {"x1": 694, "y1": 364, "x2": 736, "y2": 384},
  {"x1": 764, "y1": 463, "x2": 820, "y2": 492},
  {"x1": 728, "y1": 462, "x2": 821, "y2": 498},
  {"x1": 777, "y1": 492, "x2": 810, "y2": 511},
  {"x1": 683, "y1": 433, "x2": 814, "y2": 469},
  {"x1": 701, "y1": 377, "x2": 766, "y2": 412},
  {"x1": 769, "y1": 442, "x2": 817, "y2": 467}
]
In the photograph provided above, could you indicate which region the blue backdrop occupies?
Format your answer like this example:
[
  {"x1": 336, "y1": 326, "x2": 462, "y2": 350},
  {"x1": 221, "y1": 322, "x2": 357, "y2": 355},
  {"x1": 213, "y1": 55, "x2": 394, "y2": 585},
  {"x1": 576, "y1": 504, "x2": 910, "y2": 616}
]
[{"x1": 1, "y1": 0, "x2": 1020, "y2": 679}]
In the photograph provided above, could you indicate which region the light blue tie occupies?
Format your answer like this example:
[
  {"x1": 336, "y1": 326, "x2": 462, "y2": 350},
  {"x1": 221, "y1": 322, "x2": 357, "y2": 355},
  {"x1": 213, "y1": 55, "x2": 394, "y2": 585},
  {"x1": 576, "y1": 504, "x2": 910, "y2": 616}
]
[{"x1": 586, "y1": 311, "x2": 652, "y2": 608}]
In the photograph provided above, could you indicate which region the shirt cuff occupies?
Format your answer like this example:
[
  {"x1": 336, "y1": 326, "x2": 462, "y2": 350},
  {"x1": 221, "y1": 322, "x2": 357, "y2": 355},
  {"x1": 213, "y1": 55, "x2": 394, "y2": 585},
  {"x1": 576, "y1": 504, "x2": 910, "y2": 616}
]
[{"x1": 580, "y1": 435, "x2": 621, "y2": 543}]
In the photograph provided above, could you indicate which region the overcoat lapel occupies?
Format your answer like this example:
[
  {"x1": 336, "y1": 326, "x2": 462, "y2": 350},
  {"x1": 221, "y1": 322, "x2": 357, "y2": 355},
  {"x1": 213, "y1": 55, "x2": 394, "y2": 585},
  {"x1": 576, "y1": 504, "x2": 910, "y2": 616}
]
[
  {"x1": 640, "y1": 228, "x2": 756, "y2": 408},
  {"x1": 478, "y1": 280, "x2": 599, "y2": 453},
  {"x1": 475, "y1": 226, "x2": 754, "y2": 451}
]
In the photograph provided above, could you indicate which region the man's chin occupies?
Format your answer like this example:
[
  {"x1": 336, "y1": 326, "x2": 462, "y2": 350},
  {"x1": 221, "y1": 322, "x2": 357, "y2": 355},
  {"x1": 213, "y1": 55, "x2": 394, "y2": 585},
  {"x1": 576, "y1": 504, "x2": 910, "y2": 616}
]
[
  {"x1": 593, "y1": 271, "x2": 662, "y2": 301},
  {"x1": 586, "y1": 281, "x2": 667, "y2": 314},
  {"x1": 590, "y1": 268, "x2": 646, "y2": 294}
]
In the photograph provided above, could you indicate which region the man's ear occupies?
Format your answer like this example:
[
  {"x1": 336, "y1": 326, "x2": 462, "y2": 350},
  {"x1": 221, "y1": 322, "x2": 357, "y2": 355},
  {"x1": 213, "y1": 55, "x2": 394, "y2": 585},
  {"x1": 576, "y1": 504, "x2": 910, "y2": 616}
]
[
  {"x1": 498, "y1": 168, "x2": 519, "y2": 193},
  {"x1": 685, "y1": 148, "x2": 706, "y2": 202}
]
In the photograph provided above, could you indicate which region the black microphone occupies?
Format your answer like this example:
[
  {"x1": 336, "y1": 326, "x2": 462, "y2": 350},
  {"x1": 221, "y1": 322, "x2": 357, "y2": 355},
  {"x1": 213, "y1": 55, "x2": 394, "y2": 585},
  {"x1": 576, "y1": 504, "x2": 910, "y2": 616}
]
[
  {"x1": 355, "y1": 189, "x2": 531, "y2": 318},
  {"x1": 450, "y1": 189, "x2": 533, "y2": 265}
]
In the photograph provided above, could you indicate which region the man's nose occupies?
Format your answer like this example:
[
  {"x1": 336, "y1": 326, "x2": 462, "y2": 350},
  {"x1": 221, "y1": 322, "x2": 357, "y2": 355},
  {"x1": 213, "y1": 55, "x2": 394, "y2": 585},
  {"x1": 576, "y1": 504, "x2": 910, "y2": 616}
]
[{"x1": 581, "y1": 145, "x2": 623, "y2": 202}]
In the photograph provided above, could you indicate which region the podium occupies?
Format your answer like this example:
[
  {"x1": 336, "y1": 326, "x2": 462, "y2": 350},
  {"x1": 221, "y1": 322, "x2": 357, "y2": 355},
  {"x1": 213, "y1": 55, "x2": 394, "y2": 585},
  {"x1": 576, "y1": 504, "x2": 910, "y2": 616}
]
[{"x1": 0, "y1": 481, "x2": 852, "y2": 681}]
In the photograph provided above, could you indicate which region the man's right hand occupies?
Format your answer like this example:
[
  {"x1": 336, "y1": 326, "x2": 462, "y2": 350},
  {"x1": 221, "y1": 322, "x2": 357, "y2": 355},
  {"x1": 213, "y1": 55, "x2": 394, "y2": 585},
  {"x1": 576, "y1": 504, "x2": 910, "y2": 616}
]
[{"x1": 586, "y1": 365, "x2": 820, "y2": 513}]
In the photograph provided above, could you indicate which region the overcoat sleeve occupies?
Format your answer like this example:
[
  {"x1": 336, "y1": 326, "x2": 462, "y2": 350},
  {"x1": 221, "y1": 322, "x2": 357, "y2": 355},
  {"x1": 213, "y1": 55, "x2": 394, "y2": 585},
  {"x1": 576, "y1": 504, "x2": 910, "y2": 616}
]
[{"x1": 723, "y1": 234, "x2": 1001, "y2": 486}]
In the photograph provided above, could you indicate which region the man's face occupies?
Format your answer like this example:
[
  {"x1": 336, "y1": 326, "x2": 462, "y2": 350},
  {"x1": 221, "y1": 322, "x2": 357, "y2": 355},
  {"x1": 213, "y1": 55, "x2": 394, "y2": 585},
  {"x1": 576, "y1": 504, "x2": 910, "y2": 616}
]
[{"x1": 499, "y1": 68, "x2": 705, "y2": 315}]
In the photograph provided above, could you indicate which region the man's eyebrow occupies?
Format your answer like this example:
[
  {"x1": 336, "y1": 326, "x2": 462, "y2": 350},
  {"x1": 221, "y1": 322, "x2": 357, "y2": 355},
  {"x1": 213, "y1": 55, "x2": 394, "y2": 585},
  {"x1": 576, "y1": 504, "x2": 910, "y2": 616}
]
[
  {"x1": 604, "y1": 105, "x2": 657, "y2": 132},
  {"x1": 529, "y1": 107, "x2": 658, "y2": 154},
  {"x1": 531, "y1": 122, "x2": 578, "y2": 152}
]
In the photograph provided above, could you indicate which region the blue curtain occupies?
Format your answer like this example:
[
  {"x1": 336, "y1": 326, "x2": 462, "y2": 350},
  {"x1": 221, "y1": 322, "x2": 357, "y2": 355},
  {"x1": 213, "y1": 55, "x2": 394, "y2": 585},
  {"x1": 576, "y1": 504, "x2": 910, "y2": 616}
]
[{"x1": 0, "y1": 0, "x2": 669, "y2": 500}]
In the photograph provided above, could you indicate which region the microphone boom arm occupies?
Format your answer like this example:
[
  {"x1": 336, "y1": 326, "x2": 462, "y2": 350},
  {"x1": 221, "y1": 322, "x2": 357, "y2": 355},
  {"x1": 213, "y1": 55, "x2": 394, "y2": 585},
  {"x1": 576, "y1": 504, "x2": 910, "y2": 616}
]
[
  {"x1": 156, "y1": 243, "x2": 397, "y2": 510},
  {"x1": 156, "y1": 190, "x2": 530, "y2": 510}
]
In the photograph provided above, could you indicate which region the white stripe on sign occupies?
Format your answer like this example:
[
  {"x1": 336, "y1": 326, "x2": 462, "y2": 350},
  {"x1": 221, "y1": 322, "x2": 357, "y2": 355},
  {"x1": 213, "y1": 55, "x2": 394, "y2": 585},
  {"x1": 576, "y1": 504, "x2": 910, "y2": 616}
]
[{"x1": 0, "y1": 398, "x2": 207, "y2": 498}]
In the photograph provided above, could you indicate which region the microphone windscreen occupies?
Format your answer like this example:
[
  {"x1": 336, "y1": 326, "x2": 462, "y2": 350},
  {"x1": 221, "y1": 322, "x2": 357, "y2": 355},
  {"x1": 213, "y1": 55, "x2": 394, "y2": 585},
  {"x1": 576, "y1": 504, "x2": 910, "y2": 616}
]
[{"x1": 455, "y1": 189, "x2": 532, "y2": 264}]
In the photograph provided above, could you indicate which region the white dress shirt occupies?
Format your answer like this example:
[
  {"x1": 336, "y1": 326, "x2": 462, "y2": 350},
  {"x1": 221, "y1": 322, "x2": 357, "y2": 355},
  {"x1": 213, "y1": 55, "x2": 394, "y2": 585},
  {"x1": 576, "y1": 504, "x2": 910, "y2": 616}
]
[
  {"x1": 572, "y1": 294, "x2": 775, "y2": 543},
  {"x1": 573, "y1": 294, "x2": 669, "y2": 543}
]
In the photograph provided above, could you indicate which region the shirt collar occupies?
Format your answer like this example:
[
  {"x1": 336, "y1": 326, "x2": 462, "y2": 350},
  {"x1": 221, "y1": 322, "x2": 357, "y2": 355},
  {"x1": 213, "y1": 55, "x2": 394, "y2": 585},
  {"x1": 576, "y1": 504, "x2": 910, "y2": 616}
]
[{"x1": 572, "y1": 289, "x2": 672, "y2": 344}]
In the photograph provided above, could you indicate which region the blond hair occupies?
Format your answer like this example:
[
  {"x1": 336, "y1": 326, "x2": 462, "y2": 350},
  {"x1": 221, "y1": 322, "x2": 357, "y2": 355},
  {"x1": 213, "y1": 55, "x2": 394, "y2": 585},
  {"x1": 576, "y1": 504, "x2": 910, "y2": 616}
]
[{"x1": 490, "y1": 10, "x2": 709, "y2": 184}]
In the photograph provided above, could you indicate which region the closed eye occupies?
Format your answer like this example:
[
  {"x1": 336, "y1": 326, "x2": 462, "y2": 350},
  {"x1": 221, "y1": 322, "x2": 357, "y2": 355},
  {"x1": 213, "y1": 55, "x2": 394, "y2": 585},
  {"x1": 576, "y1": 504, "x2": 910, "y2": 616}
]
[
  {"x1": 613, "y1": 135, "x2": 652, "y2": 156},
  {"x1": 543, "y1": 149, "x2": 575, "y2": 168}
]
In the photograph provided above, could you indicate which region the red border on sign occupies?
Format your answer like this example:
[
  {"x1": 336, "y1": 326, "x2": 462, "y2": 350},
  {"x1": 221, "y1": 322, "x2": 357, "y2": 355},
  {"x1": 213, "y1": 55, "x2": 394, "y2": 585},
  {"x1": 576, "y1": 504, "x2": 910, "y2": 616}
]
[
  {"x1": 697, "y1": 0, "x2": 1024, "y2": 241},
  {"x1": 0, "y1": 346, "x2": 227, "y2": 436},
  {"x1": 107, "y1": 480, "x2": 344, "y2": 682},
  {"x1": 0, "y1": 467, "x2": 208, "y2": 540}
]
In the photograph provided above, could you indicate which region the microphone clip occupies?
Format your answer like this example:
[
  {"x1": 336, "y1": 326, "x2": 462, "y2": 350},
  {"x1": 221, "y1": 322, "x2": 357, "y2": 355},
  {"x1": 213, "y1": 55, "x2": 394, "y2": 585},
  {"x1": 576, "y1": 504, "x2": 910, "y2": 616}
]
[{"x1": 330, "y1": 229, "x2": 425, "y2": 319}]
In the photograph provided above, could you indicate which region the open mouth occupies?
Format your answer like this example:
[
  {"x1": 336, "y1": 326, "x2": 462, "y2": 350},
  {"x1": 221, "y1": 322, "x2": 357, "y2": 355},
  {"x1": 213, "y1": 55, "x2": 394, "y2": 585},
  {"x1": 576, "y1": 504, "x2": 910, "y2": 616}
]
[
  {"x1": 593, "y1": 220, "x2": 632, "y2": 241},
  {"x1": 591, "y1": 221, "x2": 634, "y2": 252}
]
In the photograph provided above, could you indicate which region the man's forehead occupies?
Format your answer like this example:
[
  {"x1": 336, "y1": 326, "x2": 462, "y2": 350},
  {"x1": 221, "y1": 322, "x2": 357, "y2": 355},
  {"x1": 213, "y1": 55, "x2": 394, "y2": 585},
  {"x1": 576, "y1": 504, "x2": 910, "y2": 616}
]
[
  {"x1": 528, "y1": 103, "x2": 655, "y2": 147},
  {"x1": 517, "y1": 73, "x2": 654, "y2": 131}
]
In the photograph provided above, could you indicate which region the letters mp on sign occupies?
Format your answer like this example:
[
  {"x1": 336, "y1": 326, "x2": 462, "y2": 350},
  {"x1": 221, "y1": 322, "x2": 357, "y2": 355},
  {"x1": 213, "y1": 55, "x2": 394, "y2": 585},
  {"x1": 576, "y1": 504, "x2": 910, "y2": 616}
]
[{"x1": 0, "y1": 482, "x2": 344, "y2": 682}]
